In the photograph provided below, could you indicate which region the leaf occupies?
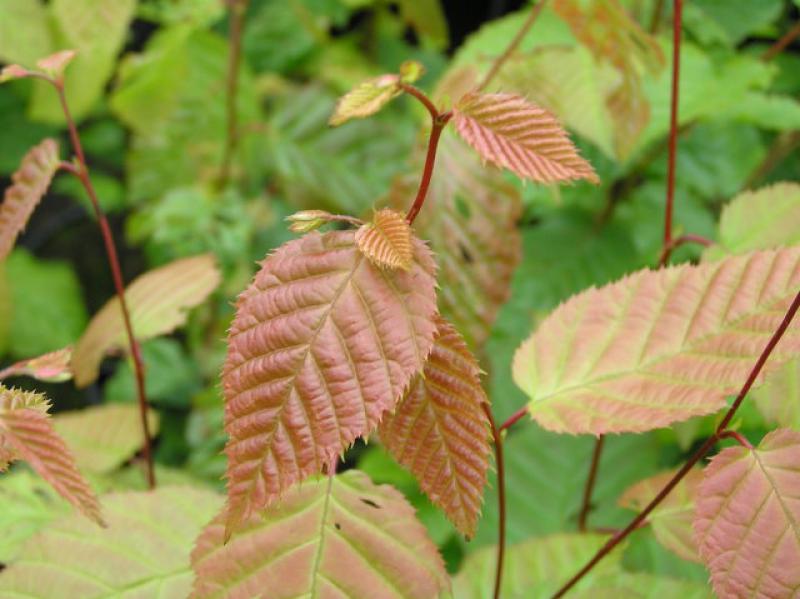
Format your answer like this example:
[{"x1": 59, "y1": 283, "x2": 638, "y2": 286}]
[
  {"x1": 620, "y1": 468, "x2": 703, "y2": 562},
  {"x1": 513, "y1": 247, "x2": 800, "y2": 434},
  {"x1": 191, "y1": 470, "x2": 449, "y2": 599},
  {"x1": 0, "y1": 347, "x2": 73, "y2": 383},
  {"x1": 222, "y1": 230, "x2": 437, "y2": 532},
  {"x1": 0, "y1": 0, "x2": 52, "y2": 68},
  {"x1": 568, "y1": 572, "x2": 713, "y2": 599},
  {"x1": 0, "y1": 384, "x2": 102, "y2": 525},
  {"x1": 453, "y1": 92, "x2": 599, "y2": 184},
  {"x1": 0, "y1": 138, "x2": 60, "y2": 261},
  {"x1": 35, "y1": 49, "x2": 76, "y2": 79},
  {"x1": 684, "y1": 0, "x2": 782, "y2": 46},
  {"x1": 705, "y1": 182, "x2": 800, "y2": 261},
  {"x1": 329, "y1": 74, "x2": 402, "y2": 126},
  {"x1": 72, "y1": 254, "x2": 221, "y2": 387},
  {"x1": 395, "y1": 0, "x2": 449, "y2": 49},
  {"x1": 53, "y1": 404, "x2": 159, "y2": 474},
  {"x1": 387, "y1": 132, "x2": 522, "y2": 350},
  {"x1": 693, "y1": 428, "x2": 800, "y2": 598},
  {"x1": 380, "y1": 316, "x2": 491, "y2": 538},
  {"x1": 0, "y1": 486, "x2": 222, "y2": 598},
  {"x1": 752, "y1": 358, "x2": 800, "y2": 430},
  {"x1": 355, "y1": 208, "x2": 413, "y2": 270}
]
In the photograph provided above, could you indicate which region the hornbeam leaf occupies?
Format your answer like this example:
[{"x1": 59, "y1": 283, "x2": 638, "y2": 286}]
[
  {"x1": 72, "y1": 254, "x2": 221, "y2": 387},
  {"x1": 0, "y1": 346, "x2": 73, "y2": 382},
  {"x1": 0, "y1": 138, "x2": 60, "y2": 260},
  {"x1": 380, "y1": 316, "x2": 491, "y2": 538},
  {"x1": 0, "y1": 486, "x2": 222, "y2": 598},
  {"x1": 513, "y1": 247, "x2": 800, "y2": 434},
  {"x1": 191, "y1": 470, "x2": 449, "y2": 598},
  {"x1": 693, "y1": 428, "x2": 800, "y2": 598},
  {"x1": 0, "y1": 384, "x2": 102, "y2": 525},
  {"x1": 222, "y1": 230, "x2": 437, "y2": 533},
  {"x1": 355, "y1": 208, "x2": 413, "y2": 270},
  {"x1": 329, "y1": 74, "x2": 402, "y2": 126},
  {"x1": 619, "y1": 468, "x2": 703, "y2": 562},
  {"x1": 453, "y1": 92, "x2": 599, "y2": 184},
  {"x1": 54, "y1": 403, "x2": 159, "y2": 474}
]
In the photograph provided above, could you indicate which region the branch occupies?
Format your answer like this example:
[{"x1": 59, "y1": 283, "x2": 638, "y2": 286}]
[
  {"x1": 658, "y1": 233, "x2": 713, "y2": 266},
  {"x1": 577, "y1": 435, "x2": 605, "y2": 532},
  {"x1": 482, "y1": 403, "x2": 507, "y2": 599},
  {"x1": 762, "y1": 20, "x2": 800, "y2": 62},
  {"x1": 219, "y1": 0, "x2": 248, "y2": 187},
  {"x1": 499, "y1": 406, "x2": 527, "y2": 433},
  {"x1": 53, "y1": 81, "x2": 155, "y2": 489},
  {"x1": 662, "y1": 0, "x2": 683, "y2": 259},
  {"x1": 551, "y1": 288, "x2": 800, "y2": 598}
]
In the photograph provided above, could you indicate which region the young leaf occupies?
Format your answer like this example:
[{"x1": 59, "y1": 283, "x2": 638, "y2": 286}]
[
  {"x1": 380, "y1": 316, "x2": 491, "y2": 538},
  {"x1": 0, "y1": 346, "x2": 73, "y2": 383},
  {"x1": 694, "y1": 428, "x2": 800, "y2": 598},
  {"x1": 513, "y1": 247, "x2": 800, "y2": 434},
  {"x1": 191, "y1": 470, "x2": 449, "y2": 599},
  {"x1": 619, "y1": 468, "x2": 703, "y2": 562},
  {"x1": 752, "y1": 358, "x2": 800, "y2": 430},
  {"x1": 355, "y1": 208, "x2": 413, "y2": 270},
  {"x1": 53, "y1": 403, "x2": 159, "y2": 474},
  {"x1": 0, "y1": 486, "x2": 221, "y2": 598},
  {"x1": 72, "y1": 254, "x2": 221, "y2": 387},
  {"x1": 35, "y1": 49, "x2": 77, "y2": 79},
  {"x1": 222, "y1": 230, "x2": 437, "y2": 533},
  {"x1": 453, "y1": 92, "x2": 599, "y2": 184},
  {"x1": 0, "y1": 385, "x2": 102, "y2": 525},
  {"x1": 329, "y1": 74, "x2": 402, "y2": 126},
  {"x1": 0, "y1": 138, "x2": 60, "y2": 260}
]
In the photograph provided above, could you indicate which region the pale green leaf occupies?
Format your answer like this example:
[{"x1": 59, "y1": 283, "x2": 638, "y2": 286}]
[
  {"x1": 752, "y1": 358, "x2": 800, "y2": 430},
  {"x1": 395, "y1": 0, "x2": 449, "y2": 48},
  {"x1": 569, "y1": 571, "x2": 713, "y2": 598},
  {"x1": 0, "y1": 0, "x2": 52, "y2": 67},
  {"x1": 684, "y1": 0, "x2": 782, "y2": 46},
  {"x1": 329, "y1": 74, "x2": 401, "y2": 126}
]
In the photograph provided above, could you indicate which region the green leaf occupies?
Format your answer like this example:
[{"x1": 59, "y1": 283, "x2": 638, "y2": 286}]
[
  {"x1": 0, "y1": 486, "x2": 222, "y2": 598},
  {"x1": 395, "y1": 0, "x2": 449, "y2": 49},
  {"x1": 242, "y1": 0, "x2": 319, "y2": 74},
  {"x1": 0, "y1": 0, "x2": 52, "y2": 67},
  {"x1": 329, "y1": 74, "x2": 402, "y2": 126},
  {"x1": 6, "y1": 249, "x2": 88, "y2": 359},
  {"x1": 752, "y1": 358, "x2": 800, "y2": 430},
  {"x1": 137, "y1": 0, "x2": 225, "y2": 27},
  {"x1": 569, "y1": 571, "x2": 713, "y2": 598},
  {"x1": 0, "y1": 88, "x2": 57, "y2": 175},
  {"x1": 684, "y1": 0, "x2": 782, "y2": 46}
]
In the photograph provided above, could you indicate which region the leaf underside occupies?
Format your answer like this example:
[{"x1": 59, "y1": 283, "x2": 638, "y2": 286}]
[
  {"x1": 453, "y1": 91, "x2": 599, "y2": 184},
  {"x1": 693, "y1": 428, "x2": 800, "y2": 598},
  {"x1": 0, "y1": 385, "x2": 102, "y2": 525},
  {"x1": 71, "y1": 253, "x2": 221, "y2": 387},
  {"x1": 380, "y1": 316, "x2": 491, "y2": 538},
  {"x1": 355, "y1": 208, "x2": 413, "y2": 270},
  {"x1": 191, "y1": 470, "x2": 449, "y2": 599},
  {"x1": 222, "y1": 230, "x2": 437, "y2": 533},
  {"x1": 0, "y1": 138, "x2": 60, "y2": 260},
  {"x1": 513, "y1": 247, "x2": 800, "y2": 434}
]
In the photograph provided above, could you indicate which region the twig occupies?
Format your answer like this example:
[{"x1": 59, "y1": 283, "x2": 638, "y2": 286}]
[
  {"x1": 717, "y1": 430, "x2": 754, "y2": 450},
  {"x1": 662, "y1": 0, "x2": 683, "y2": 260},
  {"x1": 482, "y1": 403, "x2": 507, "y2": 599},
  {"x1": 577, "y1": 435, "x2": 605, "y2": 532},
  {"x1": 658, "y1": 233, "x2": 713, "y2": 266},
  {"x1": 405, "y1": 112, "x2": 451, "y2": 225},
  {"x1": 219, "y1": 0, "x2": 248, "y2": 187},
  {"x1": 499, "y1": 406, "x2": 528, "y2": 433},
  {"x1": 762, "y1": 20, "x2": 800, "y2": 62},
  {"x1": 551, "y1": 288, "x2": 800, "y2": 598},
  {"x1": 54, "y1": 82, "x2": 155, "y2": 489},
  {"x1": 478, "y1": 0, "x2": 549, "y2": 91}
]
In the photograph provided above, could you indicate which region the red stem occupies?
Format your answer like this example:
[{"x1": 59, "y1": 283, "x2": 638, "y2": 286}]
[
  {"x1": 219, "y1": 0, "x2": 248, "y2": 187},
  {"x1": 578, "y1": 435, "x2": 605, "y2": 532},
  {"x1": 551, "y1": 288, "x2": 800, "y2": 598},
  {"x1": 717, "y1": 430, "x2": 754, "y2": 450},
  {"x1": 405, "y1": 113, "x2": 451, "y2": 225},
  {"x1": 658, "y1": 233, "x2": 713, "y2": 266},
  {"x1": 482, "y1": 403, "x2": 507, "y2": 599},
  {"x1": 55, "y1": 83, "x2": 155, "y2": 489},
  {"x1": 499, "y1": 406, "x2": 527, "y2": 433},
  {"x1": 762, "y1": 20, "x2": 800, "y2": 62},
  {"x1": 662, "y1": 0, "x2": 683, "y2": 261},
  {"x1": 400, "y1": 83, "x2": 439, "y2": 121}
]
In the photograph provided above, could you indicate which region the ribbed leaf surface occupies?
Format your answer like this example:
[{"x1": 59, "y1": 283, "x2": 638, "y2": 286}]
[
  {"x1": 0, "y1": 346, "x2": 73, "y2": 382},
  {"x1": 380, "y1": 316, "x2": 490, "y2": 538},
  {"x1": 0, "y1": 138, "x2": 60, "y2": 260},
  {"x1": 72, "y1": 254, "x2": 221, "y2": 386},
  {"x1": 191, "y1": 470, "x2": 449, "y2": 599},
  {"x1": 513, "y1": 248, "x2": 800, "y2": 434},
  {"x1": 0, "y1": 486, "x2": 221, "y2": 598},
  {"x1": 222, "y1": 230, "x2": 437, "y2": 532},
  {"x1": 54, "y1": 403, "x2": 159, "y2": 474},
  {"x1": 694, "y1": 428, "x2": 800, "y2": 598},
  {"x1": 620, "y1": 468, "x2": 703, "y2": 562},
  {"x1": 329, "y1": 74, "x2": 401, "y2": 126},
  {"x1": 453, "y1": 92, "x2": 598, "y2": 184},
  {"x1": 0, "y1": 385, "x2": 102, "y2": 525},
  {"x1": 355, "y1": 208, "x2": 413, "y2": 270}
]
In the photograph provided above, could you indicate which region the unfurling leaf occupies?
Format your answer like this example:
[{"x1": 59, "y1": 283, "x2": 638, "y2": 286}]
[
  {"x1": 513, "y1": 248, "x2": 800, "y2": 434},
  {"x1": 619, "y1": 468, "x2": 703, "y2": 562},
  {"x1": 694, "y1": 428, "x2": 800, "y2": 598},
  {"x1": 399, "y1": 60, "x2": 425, "y2": 84},
  {"x1": 222, "y1": 230, "x2": 437, "y2": 533},
  {"x1": 285, "y1": 209, "x2": 336, "y2": 233},
  {"x1": 380, "y1": 316, "x2": 491, "y2": 538},
  {"x1": 0, "y1": 486, "x2": 221, "y2": 598},
  {"x1": 0, "y1": 385, "x2": 102, "y2": 525},
  {"x1": 72, "y1": 254, "x2": 221, "y2": 387},
  {"x1": 191, "y1": 470, "x2": 449, "y2": 599},
  {"x1": 54, "y1": 403, "x2": 159, "y2": 474},
  {"x1": 0, "y1": 64, "x2": 30, "y2": 83},
  {"x1": 36, "y1": 49, "x2": 77, "y2": 79},
  {"x1": 355, "y1": 208, "x2": 413, "y2": 270},
  {"x1": 453, "y1": 92, "x2": 598, "y2": 184},
  {"x1": 0, "y1": 346, "x2": 73, "y2": 383},
  {"x1": 0, "y1": 138, "x2": 60, "y2": 260},
  {"x1": 329, "y1": 74, "x2": 402, "y2": 126}
]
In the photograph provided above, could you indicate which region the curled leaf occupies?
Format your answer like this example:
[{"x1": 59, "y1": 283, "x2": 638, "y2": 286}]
[
  {"x1": 0, "y1": 138, "x2": 60, "y2": 260},
  {"x1": 453, "y1": 91, "x2": 599, "y2": 184},
  {"x1": 355, "y1": 208, "x2": 414, "y2": 270},
  {"x1": 329, "y1": 74, "x2": 402, "y2": 126},
  {"x1": 36, "y1": 49, "x2": 77, "y2": 79},
  {"x1": 0, "y1": 346, "x2": 73, "y2": 383},
  {"x1": 222, "y1": 230, "x2": 437, "y2": 534},
  {"x1": 380, "y1": 316, "x2": 491, "y2": 537}
]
